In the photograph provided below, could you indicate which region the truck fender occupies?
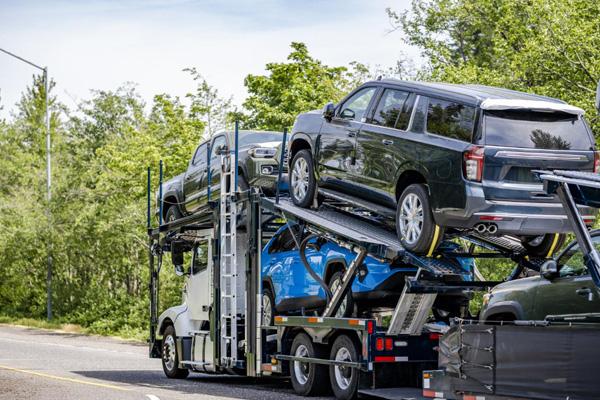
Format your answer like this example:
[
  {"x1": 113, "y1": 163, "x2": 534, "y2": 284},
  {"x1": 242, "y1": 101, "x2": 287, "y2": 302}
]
[
  {"x1": 158, "y1": 304, "x2": 194, "y2": 337},
  {"x1": 481, "y1": 301, "x2": 525, "y2": 322}
]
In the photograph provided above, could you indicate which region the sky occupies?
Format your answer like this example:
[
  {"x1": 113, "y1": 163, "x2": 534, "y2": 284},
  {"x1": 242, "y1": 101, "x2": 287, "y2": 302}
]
[{"x1": 0, "y1": 0, "x2": 417, "y2": 118}]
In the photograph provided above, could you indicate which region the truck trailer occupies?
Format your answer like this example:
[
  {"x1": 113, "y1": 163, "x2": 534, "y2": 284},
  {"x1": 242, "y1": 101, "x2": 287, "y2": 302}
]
[{"x1": 146, "y1": 129, "x2": 578, "y2": 400}]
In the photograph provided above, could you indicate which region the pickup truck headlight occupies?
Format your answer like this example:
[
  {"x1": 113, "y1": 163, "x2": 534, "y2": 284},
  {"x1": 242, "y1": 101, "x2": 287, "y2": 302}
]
[
  {"x1": 249, "y1": 147, "x2": 277, "y2": 158},
  {"x1": 482, "y1": 293, "x2": 491, "y2": 307}
]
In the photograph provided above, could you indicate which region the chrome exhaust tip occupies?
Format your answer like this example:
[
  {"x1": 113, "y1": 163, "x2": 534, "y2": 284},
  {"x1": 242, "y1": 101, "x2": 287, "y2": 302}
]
[
  {"x1": 475, "y1": 223, "x2": 488, "y2": 234},
  {"x1": 487, "y1": 224, "x2": 498, "y2": 235}
]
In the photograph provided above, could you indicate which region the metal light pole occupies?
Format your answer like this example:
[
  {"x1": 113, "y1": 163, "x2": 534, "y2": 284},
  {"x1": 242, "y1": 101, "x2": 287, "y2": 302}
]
[{"x1": 0, "y1": 47, "x2": 53, "y2": 320}]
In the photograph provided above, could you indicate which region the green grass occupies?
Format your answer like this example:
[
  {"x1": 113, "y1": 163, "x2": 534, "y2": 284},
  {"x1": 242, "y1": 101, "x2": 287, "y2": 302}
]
[{"x1": 0, "y1": 315, "x2": 146, "y2": 342}]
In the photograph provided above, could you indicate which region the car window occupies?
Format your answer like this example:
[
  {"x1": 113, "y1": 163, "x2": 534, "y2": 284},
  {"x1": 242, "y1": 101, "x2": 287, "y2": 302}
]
[
  {"x1": 409, "y1": 95, "x2": 427, "y2": 133},
  {"x1": 371, "y1": 89, "x2": 411, "y2": 129},
  {"x1": 339, "y1": 87, "x2": 377, "y2": 121},
  {"x1": 426, "y1": 98, "x2": 475, "y2": 142},
  {"x1": 268, "y1": 225, "x2": 302, "y2": 254},
  {"x1": 192, "y1": 143, "x2": 208, "y2": 166},
  {"x1": 483, "y1": 110, "x2": 592, "y2": 150},
  {"x1": 557, "y1": 237, "x2": 600, "y2": 277},
  {"x1": 211, "y1": 136, "x2": 227, "y2": 160},
  {"x1": 191, "y1": 242, "x2": 208, "y2": 275}
]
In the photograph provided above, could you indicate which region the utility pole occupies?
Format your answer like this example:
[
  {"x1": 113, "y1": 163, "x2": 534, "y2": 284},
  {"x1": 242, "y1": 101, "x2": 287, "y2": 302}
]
[{"x1": 0, "y1": 47, "x2": 52, "y2": 320}]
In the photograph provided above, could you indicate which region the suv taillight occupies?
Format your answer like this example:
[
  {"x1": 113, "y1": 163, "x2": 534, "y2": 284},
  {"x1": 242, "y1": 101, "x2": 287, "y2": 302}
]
[
  {"x1": 594, "y1": 151, "x2": 600, "y2": 173},
  {"x1": 463, "y1": 146, "x2": 484, "y2": 182}
]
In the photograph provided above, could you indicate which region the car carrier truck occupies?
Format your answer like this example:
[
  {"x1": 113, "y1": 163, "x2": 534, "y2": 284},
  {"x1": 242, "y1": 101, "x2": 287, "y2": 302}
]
[{"x1": 145, "y1": 124, "x2": 574, "y2": 400}]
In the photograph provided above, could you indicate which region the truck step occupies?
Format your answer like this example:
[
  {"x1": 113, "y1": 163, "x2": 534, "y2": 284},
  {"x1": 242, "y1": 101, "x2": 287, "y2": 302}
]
[{"x1": 387, "y1": 285, "x2": 436, "y2": 336}]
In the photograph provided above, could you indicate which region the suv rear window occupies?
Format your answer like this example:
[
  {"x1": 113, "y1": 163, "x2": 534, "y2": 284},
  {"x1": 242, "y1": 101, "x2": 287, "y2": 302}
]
[
  {"x1": 484, "y1": 110, "x2": 592, "y2": 150},
  {"x1": 426, "y1": 98, "x2": 475, "y2": 142}
]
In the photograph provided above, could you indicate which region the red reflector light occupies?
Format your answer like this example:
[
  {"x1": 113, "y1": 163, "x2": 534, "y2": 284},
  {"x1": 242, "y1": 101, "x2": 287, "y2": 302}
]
[
  {"x1": 375, "y1": 337, "x2": 384, "y2": 351},
  {"x1": 374, "y1": 356, "x2": 395, "y2": 362},
  {"x1": 584, "y1": 218, "x2": 594, "y2": 225},
  {"x1": 422, "y1": 389, "x2": 436, "y2": 398},
  {"x1": 429, "y1": 333, "x2": 441, "y2": 341},
  {"x1": 367, "y1": 320, "x2": 374, "y2": 334},
  {"x1": 384, "y1": 337, "x2": 393, "y2": 351},
  {"x1": 479, "y1": 215, "x2": 503, "y2": 221}
]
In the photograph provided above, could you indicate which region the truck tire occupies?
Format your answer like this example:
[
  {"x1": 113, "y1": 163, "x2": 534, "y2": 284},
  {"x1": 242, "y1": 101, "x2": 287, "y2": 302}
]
[
  {"x1": 329, "y1": 334, "x2": 359, "y2": 400},
  {"x1": 329, "y1": 271, "x2": 354, "y2": 318},
  {"x1": 289, "y1": 332, "x2": 329, "y2": 396},
  {"x1": 161, "y1": 325, "x2": 189, "y2": 379},
  {"x1": 396, "y1": 184, "x2": 444, "y2": 255},
  {"x1": 521, "y1": 233, "x2": 566, "y2": 258},
  {"x1": 290, "y1": 150, "x2": 318, "y2": 208},
  {"x1": 165, "y1": 205, "x2": 183, "y2": 224}
]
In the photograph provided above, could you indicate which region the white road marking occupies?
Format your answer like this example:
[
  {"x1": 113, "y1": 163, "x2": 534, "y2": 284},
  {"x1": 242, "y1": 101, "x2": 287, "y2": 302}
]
[{"x1": 146, "y1": 395, "x2": 161, "y2": 400}]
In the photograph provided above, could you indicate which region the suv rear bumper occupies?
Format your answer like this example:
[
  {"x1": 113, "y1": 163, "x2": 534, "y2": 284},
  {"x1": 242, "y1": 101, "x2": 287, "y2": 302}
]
[{"x1": 434, "y1": 183, "x2": 597, "y2": 235}]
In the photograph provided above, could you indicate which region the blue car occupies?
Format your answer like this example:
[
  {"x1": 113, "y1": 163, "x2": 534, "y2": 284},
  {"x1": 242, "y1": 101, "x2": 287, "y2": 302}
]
[{"x1": 261, "y1": 223, "x2": 475, "y2": 325}]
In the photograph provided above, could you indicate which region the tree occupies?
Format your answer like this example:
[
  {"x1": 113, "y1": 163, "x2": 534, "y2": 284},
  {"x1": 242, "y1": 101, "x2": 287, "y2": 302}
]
[
  {"x1": 185, "y1": 68, "x2": 233, "y2": 137},
  {"x1": 389, "y1": 0, "x2": 600, "y2": 135},
  {"x1": 242, "y1": 42, "x2": 349, "y2": 131}
]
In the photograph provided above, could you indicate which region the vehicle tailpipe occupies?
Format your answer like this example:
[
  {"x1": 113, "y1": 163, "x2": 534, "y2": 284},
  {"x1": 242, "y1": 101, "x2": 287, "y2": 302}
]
[{"x1": 474, "y1": 223, "x2": 488, "y2": 234}]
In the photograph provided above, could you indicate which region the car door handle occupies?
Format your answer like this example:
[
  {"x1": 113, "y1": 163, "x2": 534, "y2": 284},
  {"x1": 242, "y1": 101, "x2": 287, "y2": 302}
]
[
  {"x1": 347, "y1": 130, "x2": 358, "y2": 138},
  {"x1": 576, "y1": 288, "x2": 593, "y2": 301},
  {"x1": 382, "y1": 139, "x2": 394, "y2": 146}
]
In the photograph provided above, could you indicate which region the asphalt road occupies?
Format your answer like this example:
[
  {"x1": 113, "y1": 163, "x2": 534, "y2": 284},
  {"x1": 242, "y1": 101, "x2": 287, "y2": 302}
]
[{"x1": 0, "y1": 325, "x2": 333, "y2": 400}]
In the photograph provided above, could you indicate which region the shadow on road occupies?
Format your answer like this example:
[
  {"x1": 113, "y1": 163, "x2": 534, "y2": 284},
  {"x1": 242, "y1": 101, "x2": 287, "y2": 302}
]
[{"x1": 74, "y1": 369, "x2": 333, "y2": 400}]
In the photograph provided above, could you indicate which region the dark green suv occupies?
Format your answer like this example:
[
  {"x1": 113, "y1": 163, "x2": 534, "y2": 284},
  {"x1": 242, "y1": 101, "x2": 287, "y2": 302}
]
[
  {"x1": 480, "y1": 232, "x2": 600, "y2": 322},
  {"x1": 288, "y1": 80, "x2": 598, "y2": 255}
]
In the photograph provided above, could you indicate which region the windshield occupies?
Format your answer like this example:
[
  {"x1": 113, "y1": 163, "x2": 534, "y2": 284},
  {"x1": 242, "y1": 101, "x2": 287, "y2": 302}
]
[
  {"x1": 239, "y1": 132, "x2": 282, "y2": 147},
  {"x1": 483, "y1": 110, "x2": 592, "y2": 150}
]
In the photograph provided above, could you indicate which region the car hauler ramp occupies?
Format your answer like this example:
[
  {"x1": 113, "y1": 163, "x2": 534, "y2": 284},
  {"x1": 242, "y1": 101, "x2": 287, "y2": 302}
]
[{"x1": 261, "y1": 197, "x2": 475, "y2": 281}]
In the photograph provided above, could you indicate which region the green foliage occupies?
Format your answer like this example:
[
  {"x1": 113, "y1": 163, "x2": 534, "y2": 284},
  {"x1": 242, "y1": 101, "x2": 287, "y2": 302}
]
[
  {"x1": 242, "y1": 42, "x2": 384, "y2": 131},
  {"x1": 0, "y1": 72, "x2": 224, "y2": 338},
  {"x1": 389, "y1": 0, "x2": 600, "y2": 135}
]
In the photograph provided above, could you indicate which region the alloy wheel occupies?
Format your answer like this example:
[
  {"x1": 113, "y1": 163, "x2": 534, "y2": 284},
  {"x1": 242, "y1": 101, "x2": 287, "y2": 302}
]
[
  {"x1": 163, "y1": 335, "x2": 176, "y2": 371},
  {"x1": 293, "y1": 344, "x2": 310, "y2": 385},
  {"x1": 333, "y1": 347, "x2": 353, "y2": 390},
  {"x1": 398, "y1": 193, "x2": 424, "y2": 245},
  {"x1": 329, "y1": 277, "x2": 347, "y2": 318},
  {"x1": 291, "y1": 157, "x2": 309, "y2": 202},
  {"x1": 262, "y1": 293, "x2": 272, "y2": 326}
]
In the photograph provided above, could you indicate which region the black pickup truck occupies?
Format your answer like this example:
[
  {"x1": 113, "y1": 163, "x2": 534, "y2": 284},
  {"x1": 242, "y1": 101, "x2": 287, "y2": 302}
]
[{"x1": 159, "y1": 130, "x2": 287, "y2": 222}]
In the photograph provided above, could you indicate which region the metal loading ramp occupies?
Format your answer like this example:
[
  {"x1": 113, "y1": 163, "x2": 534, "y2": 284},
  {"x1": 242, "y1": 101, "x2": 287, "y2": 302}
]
[{"x1": 261, "y1": 197, "x2": 403, "y2": 260}]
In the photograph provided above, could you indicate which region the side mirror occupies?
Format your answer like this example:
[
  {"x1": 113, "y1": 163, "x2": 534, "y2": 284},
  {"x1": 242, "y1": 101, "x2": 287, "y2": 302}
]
[
  {"x1": 595, "y1": 80, "x2": 600, "y2": 114},
  {"x1": 322, "y1": 102, "x2": 335, "y2": 121},
  {"x1": 171, "y1": 241, "x2": 186, "y2": 277},
  {"x1": 340, "y1": 108, "x2": 355, "y2": 120},
  {"x1": 540, "y1": 260, "x2": 558, "y2": 280}
]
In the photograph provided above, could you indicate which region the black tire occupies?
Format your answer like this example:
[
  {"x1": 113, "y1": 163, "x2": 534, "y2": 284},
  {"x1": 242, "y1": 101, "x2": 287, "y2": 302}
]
[
  {"x1": 236, "y1": 173, "x2": 250, "y2": 228},
  {"x1": 396, "y1": 184, "x2": 444, "y2": 254},
  {"x1": 161, "y1": 325, "x2": 189, "y2": 379},
  {"x1": 521, "y1": 233, "x2": 566, "y2": 258},
  {"x1": 165, "y1": 205, "x2": 183, "y2": 224},
  {"x1": 262, "y1": 287, "x2": 275, "y2": 326},
  {"x1": 290, "y1": 150, "x2": 318, "y2": 208},
  {"x1": 329, "y1": 334, "x2": 360, "y2": 400},
  {"x1": 289, "y1": 332, "x2": 329, "y2": 396},
  {"x1": 328, "y1": 271, "x2": 354, "y2": 318}
]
